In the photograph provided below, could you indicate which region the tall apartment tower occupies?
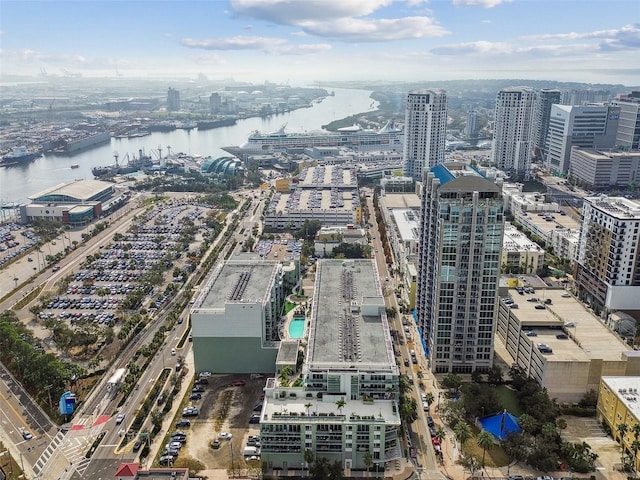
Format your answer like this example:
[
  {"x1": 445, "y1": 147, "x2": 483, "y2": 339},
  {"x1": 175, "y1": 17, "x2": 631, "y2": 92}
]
[
  {"x1": 612, "y1": 91, "x2": 640, "y2": 150},
  {"x1": 403, "y1": 89, "x2": 447, "y2": 181},
  {"x1": 532, "y1": 89, "x2": 561, "y2": 161},
  {"x1": 545, "y1": 104, "x2": 620, "y2": 174},
  {"x1": 491, "y1": 87, "x2": 536, "y2": 176},
  {"x1": 466, "y1": 110, "x2": 479, "y2": 137},
  {"x1": 417, "y1": 163, "x2": 504, "y2": 374},
  {"x1": 167, "y1": 87, "x2": 180, "y2": 112},
  {"x1": 576, "y1": 196, "x2": 640, "y2": 314}
]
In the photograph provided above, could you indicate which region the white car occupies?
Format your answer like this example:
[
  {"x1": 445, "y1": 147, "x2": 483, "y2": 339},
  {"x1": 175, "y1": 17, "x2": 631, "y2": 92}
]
[
  {"x1": 115, "y1": 413, "x2": 125, "y2": 424},
  {"x1": 218, "y1": 432, "x2": 233, "y2": 440},
  {"x1": 22, "y1": 430, "x2": 33, "y2": 440}
]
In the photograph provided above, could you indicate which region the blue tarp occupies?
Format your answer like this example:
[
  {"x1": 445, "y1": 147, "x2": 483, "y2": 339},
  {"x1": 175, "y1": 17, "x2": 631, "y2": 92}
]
[
  {"x1": 411, "y1": 309, "x2": 429, "y2": 357},
  {"x1": 479, "y1": 410, "x2": 521, "y2": 440}
]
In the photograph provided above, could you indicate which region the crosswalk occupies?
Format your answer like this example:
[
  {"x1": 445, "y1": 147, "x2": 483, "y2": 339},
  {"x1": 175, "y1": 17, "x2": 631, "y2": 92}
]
[{"x1": 32, "y1": 415, "x2": 110, "y2": 477}]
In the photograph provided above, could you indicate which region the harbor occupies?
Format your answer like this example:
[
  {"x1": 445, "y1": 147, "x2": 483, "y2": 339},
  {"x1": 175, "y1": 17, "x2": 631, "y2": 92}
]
[{"x1": 0, "y1": 88, "x2": 378, "y2": 204}]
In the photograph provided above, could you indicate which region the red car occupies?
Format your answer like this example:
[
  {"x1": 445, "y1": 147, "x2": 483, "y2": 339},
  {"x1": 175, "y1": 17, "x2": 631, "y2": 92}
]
[{"x1": 230, "y1": 380, "x2": 246, "y2": 387}]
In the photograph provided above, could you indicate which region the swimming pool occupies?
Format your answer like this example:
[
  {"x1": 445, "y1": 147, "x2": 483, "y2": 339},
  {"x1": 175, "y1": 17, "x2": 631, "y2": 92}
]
[{"x1": 288, "y1": 318, "x2": 305, "y2": 339}]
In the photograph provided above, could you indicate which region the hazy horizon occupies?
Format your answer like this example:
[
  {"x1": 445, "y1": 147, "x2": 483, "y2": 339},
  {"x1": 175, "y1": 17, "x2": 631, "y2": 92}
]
[{"x1": 1, "y1": 1, "x2": 639, "y2": 86}]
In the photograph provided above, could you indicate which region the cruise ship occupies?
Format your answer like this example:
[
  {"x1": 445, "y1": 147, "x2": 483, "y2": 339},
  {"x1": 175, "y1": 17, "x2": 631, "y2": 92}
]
[{"x1": 222, "y1": 120, "x2": 403, "y2": 157}]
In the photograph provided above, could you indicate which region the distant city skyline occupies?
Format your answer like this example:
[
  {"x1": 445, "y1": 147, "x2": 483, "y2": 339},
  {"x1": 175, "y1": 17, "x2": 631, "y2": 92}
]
[{"x1": 1, "y1": 1, "x2": 639, "y2": 85}]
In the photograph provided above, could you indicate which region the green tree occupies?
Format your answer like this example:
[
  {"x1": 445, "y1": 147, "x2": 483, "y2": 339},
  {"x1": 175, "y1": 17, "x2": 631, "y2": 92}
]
[
  {"x1": 442, "y1": 373, "x2": 462, "y2": 391},
  {"x1": 363, "y1": 451, "x2": 373, "y2": 474},
  {"x1": 335, "y1": 398, "x2": 346, "y2": 414},
  {"x1": 454, "y1": 422, "x2": 472, "y2": 448},
  {"x1": 617, "y1": 423, "x2": 629, "y2": 468},
  {"x1": 476, "y1": 430, "x2": 494, "y2": 469}
]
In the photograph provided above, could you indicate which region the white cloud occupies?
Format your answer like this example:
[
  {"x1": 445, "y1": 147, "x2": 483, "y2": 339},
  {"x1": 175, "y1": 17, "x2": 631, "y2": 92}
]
[
  {"x1": 431, "y1": 40, "x2": 592, "y2": 57},
  {"x1": 300, "y1": 16, "x2": 449, "y2": 42},
  {"x1": 452, "y1": 0, "x2": 509, "y2": 8},
  {"x1": 277, "y1": 44, "x2": 332, "y2": 55},
  {"x1": 522, "y1": 23, "x2": 640, "y2": 51},
  {"x1": 230, "y1": 0, "x2": 448, "y2": 42},
  {"x1": 181, "y1": 36, "x2": 287, "y2": 50},
  {"x1": 230, "y1": 0, "x2": 395, "y2": 23},
  {"x1": 482, "y1": 19, "x2": 491, "y2": 24}
]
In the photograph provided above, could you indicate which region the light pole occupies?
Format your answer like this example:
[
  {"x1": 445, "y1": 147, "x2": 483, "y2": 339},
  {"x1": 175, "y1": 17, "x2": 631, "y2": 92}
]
[{"x1": 230, "y1": 438, "x2": 235, "y2": 478}]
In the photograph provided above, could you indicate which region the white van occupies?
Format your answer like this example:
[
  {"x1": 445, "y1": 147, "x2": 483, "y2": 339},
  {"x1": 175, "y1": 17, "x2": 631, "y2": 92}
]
[{"x1": 171, "y1": 348, "x2": 176, "y2": 356}]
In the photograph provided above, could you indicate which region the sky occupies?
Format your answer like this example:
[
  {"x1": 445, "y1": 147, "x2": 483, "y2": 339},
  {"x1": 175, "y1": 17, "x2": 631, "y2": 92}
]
[{"x1": 1, "y1": 0, "x2": 639, "y2": 85}]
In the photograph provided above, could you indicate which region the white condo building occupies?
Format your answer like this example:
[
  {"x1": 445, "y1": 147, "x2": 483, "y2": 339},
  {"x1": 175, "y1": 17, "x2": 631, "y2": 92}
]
[
  {"x1": 491, "y1": 87, "x2": 536, "y2": 176},
  {"x1": 545, "y1": 104, "x2": 620, "y2": 174},
  {"x1": 259, "y1": 259, "x2": 402, "y2": 474},
  {"x1": 576, "y1": 196, "x2": 640, "y2": 313},
  {"x1": 417, "y1": 163, "x2": 504, "y2": 374},
  {"x1": 403, "y1": 89, "x2": 447, "y2": 181}
]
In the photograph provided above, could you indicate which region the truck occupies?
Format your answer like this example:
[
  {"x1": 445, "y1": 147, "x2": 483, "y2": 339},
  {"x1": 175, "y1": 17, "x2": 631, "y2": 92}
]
[{"x1": 243, "y1": 446, "x2": 260, "y2": 457}]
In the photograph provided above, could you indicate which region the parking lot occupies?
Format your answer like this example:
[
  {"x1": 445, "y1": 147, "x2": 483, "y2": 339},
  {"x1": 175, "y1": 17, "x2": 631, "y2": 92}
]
[
  {"x1": 27, "y1": 200, "x2": 222, "y2": 360},
  {"x1": 158, "y1": 373, "x2": 267, "y2": 471}
]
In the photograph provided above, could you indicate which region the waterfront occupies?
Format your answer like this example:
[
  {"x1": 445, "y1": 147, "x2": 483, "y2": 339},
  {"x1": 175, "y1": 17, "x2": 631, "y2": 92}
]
[{"x1": 0, "y1": 88, "x2": 377, "y2": 204}]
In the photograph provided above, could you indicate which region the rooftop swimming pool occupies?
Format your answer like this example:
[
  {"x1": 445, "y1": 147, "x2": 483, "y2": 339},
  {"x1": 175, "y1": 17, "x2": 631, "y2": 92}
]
[{"x1": 288, "y1": 318, "x2": 305, "y2": 339}]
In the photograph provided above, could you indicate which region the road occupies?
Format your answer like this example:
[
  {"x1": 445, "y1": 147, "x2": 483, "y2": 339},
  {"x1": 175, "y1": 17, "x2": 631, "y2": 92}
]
[
  {"x1": 0, "y1": 193, "x2": 258, "y2": 479},
  {"x1": 366, "y1": 190, "x2": 445, "y2": 480}
]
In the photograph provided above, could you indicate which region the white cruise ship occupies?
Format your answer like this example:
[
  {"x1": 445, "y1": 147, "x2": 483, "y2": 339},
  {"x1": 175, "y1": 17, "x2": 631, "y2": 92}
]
[{"x1": 222, "y1": 120, "x2": 403, "y2": 157}]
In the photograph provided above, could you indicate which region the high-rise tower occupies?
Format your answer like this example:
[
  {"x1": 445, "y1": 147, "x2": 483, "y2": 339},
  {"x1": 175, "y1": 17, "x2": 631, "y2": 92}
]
[
  {"x1": 532, "y1": 89, "x2": 561, "y2": 161},
  {"x1": 612, "y1": 91, "x2": 640, "y2": 150},
  {"x1": 403, "y1": 90, "x2": 447, "y2": 181},
  {"x1": 167, "y1": 87, "x2": 181, "y2": 112},
  {"x1": 545, "y1": 104, "x2": 620, "y2": 174},
  {"x1": 491, "y1": 87, "x2": 536, "y2": 176},
  {"x1": 417, "y1": 163, "x2": 504, "y2": 374}
]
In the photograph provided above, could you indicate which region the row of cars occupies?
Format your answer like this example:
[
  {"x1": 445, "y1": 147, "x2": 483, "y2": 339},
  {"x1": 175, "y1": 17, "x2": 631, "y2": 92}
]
[
  {"x1": 0, "y1": 223, "x2": 40, "y2": 266},
  {"x1": 159, "y1": 430, "x2": 188, "y2": 466}
]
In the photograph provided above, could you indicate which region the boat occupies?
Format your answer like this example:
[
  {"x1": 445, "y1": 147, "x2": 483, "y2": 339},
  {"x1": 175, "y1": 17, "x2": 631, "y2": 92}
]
[
  {"x1": 64, "y1": 132, "x2": 111, "y2": 153},
  {"x1": 92, "y1": 149, "x2": 154, "y2": 177},
  {"x1": 221, "y1": 119, "x2": 403, "y2": 158},
  {"x1": 197, "y1": 117, "x2": 237, "y2": 130},
  {"x1": 1, "y1": 146, "x2": 42, "y2": 164},
  {"x1": 70, "y1": 164, "x2": 79, "y2": 169}
]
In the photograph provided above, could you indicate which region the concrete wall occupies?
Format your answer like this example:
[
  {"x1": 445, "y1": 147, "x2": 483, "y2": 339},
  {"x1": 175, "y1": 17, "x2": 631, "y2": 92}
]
[{"x1": 193, "y1": 337, "x2": 278, "y2": 374}]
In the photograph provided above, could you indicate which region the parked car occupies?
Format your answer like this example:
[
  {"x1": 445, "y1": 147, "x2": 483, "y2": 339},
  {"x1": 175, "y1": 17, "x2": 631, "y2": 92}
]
[
  {"x1": 249, "y1": 414, "x2": 261, "y2": 424},
  {"x1": 22, "y1": 430, "x2": 33, "y2": 440},
  {"x1": 230, "y1": 380, "x2": 246, "y2": 387},
  {"x1": 192, "y1": 385, "x2": 205, "y2": 393},
  {"x1": 132, "y1": 440, "x2": 142, "y2": 452},
  {"x1": 253, "y1": 403, "x2": 263, "y2": 412},
  {"x1": 176, "y1": 420, "x2": 191, "y2": 427},
  {"x1": 115, "y1": 413, "x2": 125, "y2": 424},
  {"x1": 211, "y1": 440, "x2": 221, "y2": 449},
  {"x1": 189, "y1": 393, "x2": 202, "y2": 400},
  {"x1": 218, "y1": 432, "x2": 233, "y2": 440}
]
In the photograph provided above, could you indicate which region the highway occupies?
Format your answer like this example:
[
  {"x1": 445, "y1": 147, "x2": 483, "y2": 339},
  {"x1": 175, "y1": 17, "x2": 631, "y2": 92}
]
[{"x1": 0, "y1": 192, "x2": 261, "y2": 479}]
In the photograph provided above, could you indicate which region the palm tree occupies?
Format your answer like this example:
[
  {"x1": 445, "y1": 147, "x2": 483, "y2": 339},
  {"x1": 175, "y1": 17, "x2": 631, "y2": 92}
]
[
  {"x1": 335, "y1": 398, "x2": 346, "y2": 414},
  {"x1": 435, "y1": 426, "x2": 446, "y2": 453},
  {"x1": 618, "y1": 423, "x2": 629, "y2": 470},
  {"x1": 424, "y1": 392, "x2": 434, "y2": 408},
  {"x1": 304, "y1": 402, "x2": 313, "y2": 415},
  {"x1": 476, "y1": 430, "x2": 494, "y2": 469},
  {"x1": 454, "y1": 422, "x2": 472, "y2": 449}
]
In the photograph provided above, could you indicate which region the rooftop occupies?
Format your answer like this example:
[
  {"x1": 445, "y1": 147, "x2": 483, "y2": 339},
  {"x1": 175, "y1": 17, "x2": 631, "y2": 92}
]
[
  {"x1": 29, "y1": 179, "x2": 113, "y2": 202},
  {"x1": 602, "y1": 376, "x2": 640, "y2": 419},
  {"x1": 261, "y1": 395, "x2": 400, "y2": 424},
  {"x1": 504, "y1": 287, "x2": 630, "y2": 362},
  {"x1": 585, "y1": 196, "x2": 640, "y2": 220},
  {"x1": 196, "y1": 259, "x2": 280, "y2": 310},
  {"x1": 307, "y1": 260, "x2": 395, "y2": 370},
  {"x1": 391, "y1": 209, "x2": 420, "y2": 243}
]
